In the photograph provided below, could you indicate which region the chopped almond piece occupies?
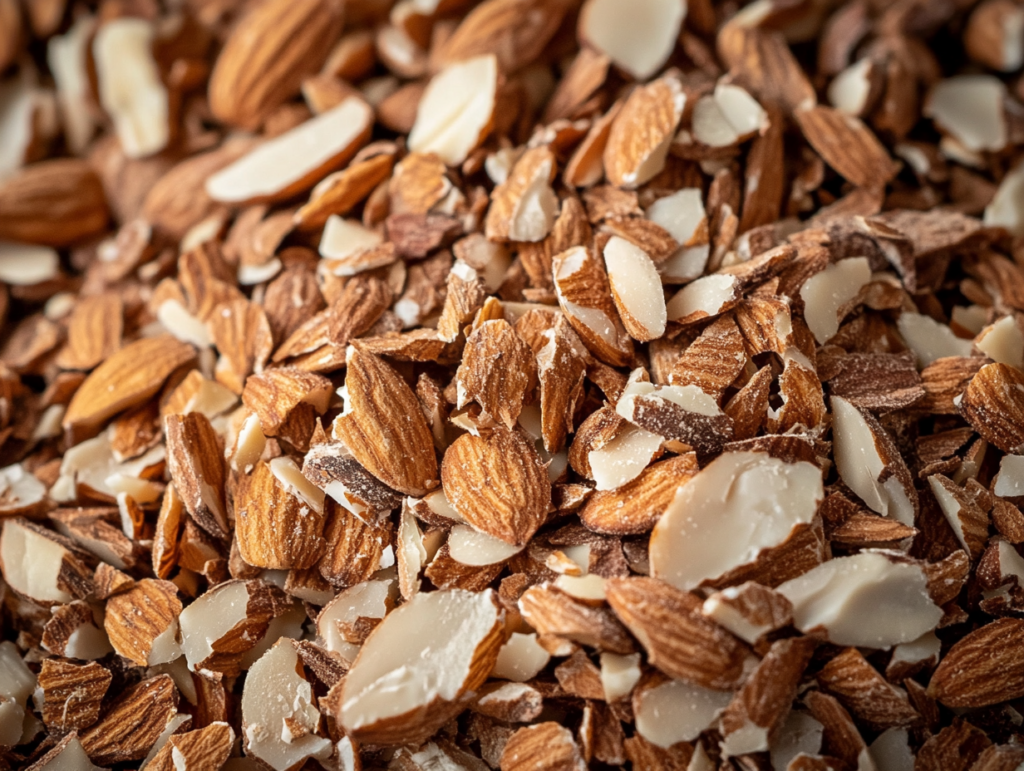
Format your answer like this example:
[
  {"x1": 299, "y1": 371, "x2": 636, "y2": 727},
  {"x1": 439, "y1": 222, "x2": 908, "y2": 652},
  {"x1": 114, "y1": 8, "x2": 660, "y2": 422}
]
[
  {"x1": 634, "y1": 677, "x2": 732, "y2": 748},
  {"x1": 578, "y1": 0, "x2": 686, "y2": 80},
  {"x1": 604, "y1": 76, "x2": 686, "y2": 189},
  {"x1": 603, "y1": 236, "x2": 667, "y2": 342},
  {"x1": 500, "y1": 722, "x2": 586, "y2": 771},
  {"x1": 924, "y1": 76, "x2": 1008, "y2": 153}
]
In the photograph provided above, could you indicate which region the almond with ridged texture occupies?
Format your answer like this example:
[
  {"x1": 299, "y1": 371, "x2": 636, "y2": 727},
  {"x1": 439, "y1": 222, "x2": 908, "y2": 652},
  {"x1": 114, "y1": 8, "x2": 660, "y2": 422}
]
[
  {"x1": 79, "y1": 675, "x2": 178, "y2": 766},
  {"x1": 603, "y1": 76, "x2": 685, "y2": 189},
  {"x1": 0, "y1": 158, "x2": 108, "y2": 246},
  {"x1": 928, "y1": 618, "x2": 1024, "y2": 708},
  {"x1": 63, "y1": 335, "x2": 195, "y2": 439},
  {"x1": 455, "y1": 319, "x2": 536, "y2": 429},
  {"x1": 54, "y1": 292, "x2": 122, "y2": 371},
  {"x1": 958, "y1": 362, "x2": 1024, "y2": 453},
  {"x1": 579, "y1": 0, "x2": 686, "y2": 80},
  {"x1": 965, "y1": 0, "x2": 1024, "y2": 72},
  {"x1": 145, "y1": 722, "x2": 235, "y2": 771},
  {"x1": 338, "y1": 588, "x2": 504, "y2": 745},
  {"x1": 208, "y1": 0, "x2": 344, "y2": 130},
  {"x1": 501, "y1": 722, "x2": 587, "y2": 771},
  {"x1": 234, "y1": 459, "x2": 326, "y2": 570},
  {"x1": 103, "y1": 578, "x2": 182, "y2": 667},
  {"x1": 795, "y1": 105, "x2": 898, "y2": 189},
  {"x1": 206, "y1": 96, "x2": 373, "y2": 205},
  {"x1": 332, "y1": 346, "x2": 439, "y2": 496},
  {"x1": 485, "y1": 145, "x2": 559, "y2": 243},
  {"x1": 38, "y1": 658, "x2": 110, "y2": 731},
  {"x1": 441, "y1": 426, "x2": 551, "y2": 546},
  {"x1": 0, "y1": 518, "x2": 94, "y2": 604},
  {"x1": 164, "y1": 412, "x2": 229, "y2": 540},
  {"x1": 536, "y1": 315, "x2": 588, "y2": 452}
]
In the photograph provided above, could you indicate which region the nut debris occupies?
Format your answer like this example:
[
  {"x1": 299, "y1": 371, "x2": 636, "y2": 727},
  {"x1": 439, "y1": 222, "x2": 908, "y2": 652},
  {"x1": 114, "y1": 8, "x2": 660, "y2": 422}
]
[
  {"x1": 579, "y1": 0, "x2": 686, "y2": 81},
  {"x1": 500, "y1": 722, "x2": 586, "y2": 771}
]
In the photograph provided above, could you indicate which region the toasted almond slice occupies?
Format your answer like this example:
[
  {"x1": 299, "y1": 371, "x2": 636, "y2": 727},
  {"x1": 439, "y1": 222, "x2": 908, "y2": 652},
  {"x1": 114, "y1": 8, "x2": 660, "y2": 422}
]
[
  {"x1": 580, "y1": 454, "x2": 697, "y2": 535},
  {"x1": 925, "y1": 75, "x2": 1007, "y2": 152},
  {"x1": 604, "y1": 76, "x2": 686, "y2": 189},
  {"x1": 408, "y1": 54, "x2": 497, "y2": 166},
  {"x1": 646, "y1": 189, "x2": 711, "y2": 282},
  {"x1": 778, "y1": 552, "x2": 942, "y2": 648},
  {"x1": 602, "y1": 236, "x2": 667, "y2": 342},
  {"x1": 702, "y1": 582, "x2": 793, "y2": 645},
  {"x1": 455, "y1": 320, "x2": 536, "y2": 429},
  {"x1": 666, "y1": 274, "x2": 739, "y2": 324},
  {"x1": 578, "y1": 0, "x2": 686, "y2": 80},
  {"x1": 318, "y1": 578, "x2": 394, "y2": 663},
  {"x1": 448, "y1": 525, "x2": 523, "y2": 566},
  {"x1": 634, "y1": 678, "x2": 732, "y2": 749},
  {"x1": 207, "y1": 97, "x2": 373, "y2": 205},
  {"x1": 976, "y1": 316, "x2": 1024, "y2": 369},
  {"x1": 338, "y1": 588, "x2": 504, "y2": 744},
  {"x1": 104, "y1": 578, "x2": 182, "y2": 667},
  {"x1": 243, "y1": 639, "x2": 332, "y2": 770},
  {"x1": 587, "y1": 422, "x2": 663, "y2": 492},
  {"x1": 832, "y1": 396, "x2": 918, "y2": 526},
  {"x1": 303, "y1": 442, "x2": 402, "y2": 524},
  {"x1": 928, "y1": 474, "x2": 989, "y2": 560},
  {"x1": 966, "y1": 0, "x2": 1024, "y2": 71},
  {"x1": 78, "y1": 675, "x2": 179, "y2": 767},
  {"x1": 958, "y1": 362, "x2": 1024, "y2": 452},
  {"x1": 690, "y1": 83, "x2": 768, "y2": 148},
  {"x1": 24, "y1": 734, "x2": 101, "y2": 771},
  {"x1": 0, "y1": 519, "x2": 92, "y2": 604},
  {"x1": 318, "y1": 216, "x2": 384, "y2": 264},
  {"x1": 536, "y1": 315, "x2": 588, "y2": 453},
  {"x1": 501, "y1": 722, "x2": 587, "y2": 771},
  {"x1": 800, "y1": 257, "x2": 871, "y2": 344},
  {"x1": 485, "y1": 145, "x2": 559, "y2": 243},
  {"x1": 165, "y1": 412, "x2": 229, "y2": 540},
  {"x1": 650, "y1": 451, "x2": 823, "y2": 591},
  {"x1": 0, "y1": 241, "x2": 59, "y2": 286},
  {"x1": 599, "y1": 651, "x2": 641, "y2": 702},
  {"x1": 92, "y1": 18, "x2": 168, "y2": 158},
  {"x1": 897, "y1": 312, "x2": 973, "y2": 368},
  {"x1": 493, "y1": 632, "x2": 551, "y2": 682}
]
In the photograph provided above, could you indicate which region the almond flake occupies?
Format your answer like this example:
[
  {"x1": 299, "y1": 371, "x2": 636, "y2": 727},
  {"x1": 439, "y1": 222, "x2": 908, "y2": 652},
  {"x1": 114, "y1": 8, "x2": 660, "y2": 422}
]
[
  {"x1": 604, "y1": 77, "x2": 686, "y2": 189},
  {"x1": 965, "y1": 0, "x2": 1024, "y2": 71},
  {"x1": 602, "y1": 236, "x2": 667, "y2": 342},
  {"x1": 500, "y1": 722, "x2": 586, "y2": 771},
  {"x1": 493, "y1": 632, "x2": 551, "y2": 682},
  {"x1": 924, "y1": 75, "x2": 1008, "y2": 153},
  {"x1": 635, "y1": 677, "x2": 732, "y2": 749},
  {"x1": 0, "y1": 519, "x2": 92, "y2": 604},
  {"x1": 958, "y1": 362, "x2": 1024, "y2": 452},
  {"x1": 0, "y1": 241, "x2": 60, "y2": 286},
  {"x1": 485, "y1": 145, "x2": 558, "y2": 243},
  {"x1": 578, "y1": 0, "x2": 686, "y2": 80},
  {"x1": 79, "y1": 675, "x2": 179, "y2": 766},
  {"x1": 690, "y1": 83, "x2": 768, "y2": 149},
  {"x1": 104, "y1": 578, "x2": 182, "y2": 667},
  {"x1": 455, "y1": 320, "x2": 536, "y2": 429},
  {"x1": 800, "y1": 256, "x2": 871, "y2": 344},
  {"x1": 666, "y1": 273, "x2": 739, "y2": 324}
]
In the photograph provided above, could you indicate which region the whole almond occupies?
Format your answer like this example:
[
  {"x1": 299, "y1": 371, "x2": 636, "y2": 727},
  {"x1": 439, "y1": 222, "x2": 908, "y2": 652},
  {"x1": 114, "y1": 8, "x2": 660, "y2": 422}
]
[
  {"x1": 208, "y1": 0, "x2": 344, "y2": 130},
  {"x1": 0, "y1": 159, "x2": 109, "y2": 246}
]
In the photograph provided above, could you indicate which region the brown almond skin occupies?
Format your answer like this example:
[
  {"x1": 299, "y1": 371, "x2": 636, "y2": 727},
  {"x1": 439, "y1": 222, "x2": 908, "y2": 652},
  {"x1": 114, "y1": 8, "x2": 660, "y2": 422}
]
[
  {"x1": 0, "y1": 159, "x2": 109, "y2": 246},
  {"x1": 928, "y1": 618, "x2": 1024, "y2": 708},
  {"x1": 208, "y1": 0, "x2": 344, "y2": 130}
]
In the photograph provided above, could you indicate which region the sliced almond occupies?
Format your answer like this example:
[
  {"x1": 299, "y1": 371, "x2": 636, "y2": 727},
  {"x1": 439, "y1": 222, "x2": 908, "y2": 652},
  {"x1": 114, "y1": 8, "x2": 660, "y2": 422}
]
[
  {"x1": 500, "y1": 722, "x2": 586, "y2": 771},
  {"x1": 966, "y1": 0, "x2": 1024, "y2": 71},
  {"x1": 702, "y1": 581, "x2": 793, "y2": 645},
  {"x1": 604, "y1": 76, "x2": 686, "y2": 189},
  {"x1": 690, "y1": 83, "x2": 768, "y2": 148},
  {"x1": 317, "y1": 577, "x2": 394, "y2": 664},
  {"x1": 958, "y1": 362, "x2": 1024, "y2": 452},
  {"x1": 0, "y1": 519, "x2": 92, "y2": 604},
  {"x1": 928, "y1": 618, "x2": 1024, "y2": 707},
  {"x1": 578, "y1": 0, "x2": 686, "y2": 80},
  {"x1": 104, "y1": 578, "x2": 182, "y2": 667},
  {"x1": 602, "y1": 236, "x2": 667, "y2": 342},
  {"x1": 485, "y1": 145, "x2": 559, "y2": 243},
  {"x1": 493, "y1": 632, "x2": 551, "y2": 682},
  {"x1": 800, "y1": 257, "x2": 871, "y2": 344},
  {"x1": 924, "y1": 75, "x2": 1008, "y2": 153},
  {"x1": 303, "y1": 441, "x2": 401, "y2": 524},
  {"x1": 666, "y1": 273, "x2": 739, "y2": 324},
  {"x1": 897, "y1": 312, "x2": 973, "y2": 368},
  {"x1": 634, "y1": 677, "x2": 732, "y2": 748},
  {"x1": 455, "y1": 320, "x2": 536, "y2": 429},
  {"x1": 78, "y1": 675, "x2": 179, "y2": 766},
  {"x1": 0, "y1": 241, "x2": 60, "y2": 286},
  {"x1": 580, "y1": 453, "x2": 697, "y2": 535}
]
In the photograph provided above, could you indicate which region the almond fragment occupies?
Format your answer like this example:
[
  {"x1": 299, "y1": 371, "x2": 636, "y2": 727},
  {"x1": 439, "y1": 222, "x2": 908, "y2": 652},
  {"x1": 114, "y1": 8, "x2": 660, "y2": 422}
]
[
  {"x1": 928, "y1": 474, "x2": 989, "y2": 560},
  {"x1": 689, "y1": 83, "x2": 768, "y2": 149},
  {"x1": 965, "y1": 0, "x2": 1024, "y2": 71},
  {"x1": 817, "y1": 647, "x2": 919, "y2": 731},
  {"x1": 0, "y1": 242, "x2": 60, "y2": 286},
  {"x1": 0, "y1": 463, "x2": 46, "y2": 517},
  {"x1": 666, "y1": 273, "x2": 739, "y2": 324},
  {"x1": 485, "y1": 145, "x2": 558, "y2": 243},
  {"x1": 303, "y1": 442, "x2": 401, "y2": 524},
  {"x1": 500, "y1": 722, "x2": 586, "y2": 771},
  {"x1": 242, "y1": 367, "x2": 331, "y2": 444},
  {"x1": 702, "y1": 581, "x2": 794, "y2": 645},
  {"x1": 958, "y1": 362, "x2": 1024, "y2": 453},
  {"x1": 634, "y1": 677, "x2": 732, "y2": 748},
  {"x1": 536, "y1": 315, "x2": 588, "y2": 453},
  {"x1": 924, "y1": 75, "x2": 1008, "y2": 153},
  {"x1": 104, "y1": 578, "x2": 182, "y2": 667},
  {"x1": 795, "y1": 105, "x2": 898, "y2": 189},
  {"x1": 79, "y1": 675, "x2": 179, "y2": 766},
  {"x1": 38, "y1": 658, "x2": 110, "y2": 731},
  {"x1": 800, "y1": 257, "x2": 871, "y2": 344},
  {"x1": 441, "y1": 426, "x2": 550, "y2": 546},
  {"x1": 518, "y1": 583, "x2": 634, "y2": 654},
  {"x1": 578, "y1": 0, "x2": 686, "y2": 80},
  {"x1": 317, "y1": 577, "x2": 394, "y2": 663},
  {"x1": 146, "y1": 722, "x2": 235, "y2": 771},
  {"x1": 338, "y1": 588, "x2": 504, "y2": 745},
  {"x1": 602, "y1": 236, "x2": 667, "y2": 342},
  {"x1": 0, "y1": 519, "x2": 92, "y2": 604},
  {"x1": 24, "y1": 734, "x2": 101, "y2": 771},
  {"x1": 164, "y1": 412, "x2": 228, "y2": 540},
  {"x1": 646, "y1": 188, "x2": 711, "y2": 283},
  {"x1": 928, "y1": 618, "x2": 1024, "y2": 707},
  {"x1": 207, "y1": 97, "x2": 373, "y2": 205},
  {"x1": 493, "y1": 632, "x2": 551, "y2": 682},
  {"x1": 455, "y1": 320, "x2": 536, "y2": 429},
  {"x1": 604, "y1": 77, "x2": 686, "y2": 189},
  {"x1": 0, "y1": 159, "x2": 109, "y2": 247}
]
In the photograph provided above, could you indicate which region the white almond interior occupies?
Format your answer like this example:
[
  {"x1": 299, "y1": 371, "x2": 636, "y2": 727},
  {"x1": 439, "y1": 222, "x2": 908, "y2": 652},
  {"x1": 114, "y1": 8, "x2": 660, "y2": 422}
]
[
  {"x1": 800, "y1": 257, "x2": 871, "y2": 344},
  {"x1": 831, "y1": 396, "x2": 916, "y2": 525},
  {"x1": 0, "y1": 464, "x2": 46, "y2": 514},
  {"x1": 269, "y1": 456, "x2": 326, "y2": 516},
  {"x1": 92, "y1": 18, "x2": 168, "y2": 158},
  {"x1": 603, "y1": 236, "x2": 667, "y2": 341},
  {"x1": 317, "y1": 579, "x2": 394, "y2": 664},
  {"x1": 179, "y1": 580, "x2": 251, "y2": 673},
  {"x1": 64, "y1": 618, "x2": 113, "y2": 661},
  {"x1": 897, "y1": 312, "x2": 973, "y2": 367},
  {"x1": 646, "y1": 188, "x2": 706, "y2": 245},
  {"x1": 635, "y1": 679, "x2": 732, "y2": 748},
  {"x1": 890, "y1": 631, "x2": 940, "y2": 668},
  {"x1": 588, "y1": 423, "x2": 663, "y2": 491},
  {"x1": 994, "y1": 454, "x2": 1024, "y2": 498},
  {"x1": 984, "y1": 160, "x2": 1024, "y2": 236},
  {"x1": 828, "y1": 58, "x2": 874, "y2": 116},
  {"x1": 579, "y1": 0, "x2": 686, "y2": 80},
  {"x1": 507, "y1": 153, "x2": 558, "y2": 243},
  {"x1": 0, "y1": 242, "x2": 60, "y2": 286},
  {"x1": 239, "y1": 603, "x2": 305, "y2": 671},
  {"x1": 340, "y1": 589, "x2": 500, "y2": 732},
  {"x1": 0, "y1": 520, "x2": 73, "y2": 603},
  {"x1": 869, "y1": 728, "x2": 914, "y2": 771},
  {"x1": 231, "y1": 413, "x2": 266, "y2": 474},
  {"x1": 928, "y1": 476, "x2": 973, "y2": 554},
  {"x1": 600, "y1": 652, "x2": 641, "y2": 702},
  {"x1": 408, "y1": 55, "x2": 497, "y2": 166},
  {"x1": 207, "y1": 97, "x2": 373, "y2": 204},
  {"x1": 702, "y1": 589, "x2": 771, "y2": 645},
  {"x1": 318, "y1": 216, "x2": 384, "y2": 263},
  {"x1": 770, "y1": 711, "x2": 824, "y2": 771},
  {"x1": 666, "y1": 274, "x2": 738, "y2": 321},
  {"x1": 448, "y1": 525, "x2": 523, "y2": 566},
  {"x1": 492, "y1": 632, "x2": 550, "y2": 683},
  {"x1": 650, "y1": 451, "x2": 823, "y2": 591},
  {"x1": 691, "y1": 84, "x2": 767, "y2": 148},
  {"x1": 777, "y1": 552, "x2": 942, "y2": 648},
  {"x1": 553, "y1": 574, "x2": 606, "y2": 602},
  {"x1": 924, "y1": 75, "x2": 1008, "y2": 152},
  {"x1": 555, "y1": 246, "x2": 620, "y2": 348},
  {"x1": 32, "y1": 735, "x2": 102, "y2": 771},
  {"x1": 242, "y1": 640, "x2": 332, "y2": 771},
  {"x1": 47, "y1": 18, "x2": 96, "y2": 154},
  {"x1": 157, "y1": 299, "x2": 211, "y2": 348},
  {"x1": 976, "y1": 316, "x2": 1024, "y2": 369}
]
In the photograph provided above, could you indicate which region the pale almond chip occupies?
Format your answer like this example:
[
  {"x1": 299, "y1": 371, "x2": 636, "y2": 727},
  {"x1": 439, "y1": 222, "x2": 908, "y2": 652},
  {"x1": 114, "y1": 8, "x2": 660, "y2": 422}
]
[
  {"x1": 897, "y1": 312, "x2": 973, "y2": 368},
  {"x1": 485, "y1": 145, "x2": 558, "y2": 243},
  {"x1": 604, "y1": 76, "x2": 685, "y2": 189},
  {"x1": 207, "y1": 97, "x2": 373, "y2": 205},
  {"x1": 924, "y1": 75, "x2": 1008, "y2": 153},
  {"x1": 0, "y1": 519, "x2": 92, "y2": 604},
  {"x1": 602, "y1": 236, "x2": 667, "y2": 342},
  {"x1": 578, "y1": 0, "x2": 686, "y2": 80},
  {"x1": 634, "y1": 678, "x2": 732, "y2": 749},
  {"x1": 800, "y1": 256, "x2": 871, "y2": 344},
  {"x1": 995, "y1": 454, "x2": 1024, "y2": 499},
  {"x1": 338, "y1": 588, "x2": 504, "y2": 745},
  {"x1": 646, "y1": 189, "x2": 711, "y2": 283},
  {"x1": 689, "y1": 83, "x2": 768, "y2": 148},
  {"x1": 0, "y1": 241, "x2": 59, "y2": 286},
  {"x1": 493, "y1": 632, "x2": 551, "y2": 683},
  {"x1": 975, "y1": 316, "x2": 1024, "y2": 369},
  {"x1": 665, "y1": 273, "x2": 739, "y2": 324},
  {"x1": 317, "y1": 577, "x2": 394, "y2": 663}
]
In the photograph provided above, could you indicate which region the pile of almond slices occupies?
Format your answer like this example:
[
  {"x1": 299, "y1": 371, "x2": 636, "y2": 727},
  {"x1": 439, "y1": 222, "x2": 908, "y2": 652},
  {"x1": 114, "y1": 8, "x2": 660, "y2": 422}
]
[{"x1": 4, "y1": 0, "x2": 1024, "y2": 768}]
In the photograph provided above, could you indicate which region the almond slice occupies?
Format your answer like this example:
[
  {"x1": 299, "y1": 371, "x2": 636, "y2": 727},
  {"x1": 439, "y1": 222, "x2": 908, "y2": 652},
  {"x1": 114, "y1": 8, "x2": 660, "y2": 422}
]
[
  {"x1": 317, "y1": 577, "x2": 394, "y2": 664},
  {"x1": 897, "y1": 312, "x2": 973, "y2": 368},
  {"x1": 927, "y1": 618, "x2": 1024, "y2": 708},
  {"x1": 928, "y1": 475, "x2": 988, "y2": 560},
  {"x1": 604, "y1": 76, "x2": 686, "y2": 189},
  {"x1": 800, "y1": 257, "x2": 871, "y2": 344},
  {"x1": 484, "y1": 145, "x2": 559, "y2": 243},
  {"x1": 646, "y1": 189, "x2": 711, "y2": 283},
  {"x1": 493, "y1": 632, "x2": 551, "y2": 682},
  {"x1": 164, "y1": 412, "x2": 229, "y2": 540},
  {"x1": 975, "y1": 316, "x2": 1024, "y2": 369},
  {"x1": 831, "y1": 396, "x2": 918, "y2": 526},
  {"x1": 602, "y1": 236, "x2": 667, "y2": 342},
  {"x1": 501, "y1": 722, "x2": 587, "y2": 771},
  {"x1": 408, "y1": 54, "x2": 497, "y2": 166},
  {"x1": 958, "y1": 362, "x2": 1024, "y2": 453},
  {"x1": 984, "y1": 160, "x2": 1024, "y2": 235},
  {"x1": 303, "y1": 442, "x2": 401, "y2": 524},
  {"x1": 702, "y1": 582, "x2": 794, "y2": 645},
  {"x1": 0, "y1": 519, "x2": 92, "y2": 604},
  {"x1": 317, "y1": 216, "x2": 384, "y2": 266},
  {"x1": 448, "y1": 525, "x2": 523, "y2": 566},
  {"x1": 104, "y1": 578, "x2": 182, "y2": 667},
  {"x1": 455, "y1": 319, "x2": 536, "y2": 429},
  {"x1": 995, "y1": 454, "x2": 1024, "y2": 499},
  {"x1": 242, "y1": 639, "x2": 332, "y2": 770},
  {"x1": 92, "y1": 18, "x2": 168, "y2": 158},
  {"x1": 207, "y1": 97, "x2": 373, "y2": 205},
  {"x1": 690, "y1": 83, "x2": 768, "y2": 148},
  {"x1": 580, "y1": 453, "x2": 697, "y2": 535},
  {"x1": 578, "y1": 0, "x2": 686, "y2": 80},
  {"x1": 650, "y1": 451, "x2": 823, "y2": 591},
  {"x1": 777, "y1": 552, "x2": 942, "y2": 648},
  {"x1": 337, "y1": 588, "x2": 504, "y2": 744},
  {"x1": 24, "y1": 734, "x2": 101, "y2": 771},
  {"x1": 587, "y1": 421, "x2": 663, "y2": 492},
  {"x1": 0, "y1": 241, "x2": 60, "y2": 286},
  {"x1": 0, "y1": 463, "x2": 46, "y2": 516},
  {"x1": 666, "y1": 274, "x2": 739, "y2": 324},
  {"x1": 924, "y1": 75, "x2": 1008, "y2": 153},
  {"x1": 634, "y1": 678, "x2": 733, "y2": 748},
  {"x1": 966, "y1": 0, "x2": 1024, "y2": 71}
]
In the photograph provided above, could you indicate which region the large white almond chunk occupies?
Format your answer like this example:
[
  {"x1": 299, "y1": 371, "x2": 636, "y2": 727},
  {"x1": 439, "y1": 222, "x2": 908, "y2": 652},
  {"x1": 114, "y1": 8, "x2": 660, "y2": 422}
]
[
  {"x1": 242, "y1": 639, "x2": 332, "y2": 771},
  {"x1": 600, "y1": 652, "x2": 641, "y2": 702},
  {"x1": 995, "y1": 455, "x2": 1024, "y2": 498},
  {"x1": 647, "y1": 189, "x2": 710, "y2": 283},
  {"x1": 832, "y1": 397, "x2": 917, "y2": 525},
  {"x1": 976, "y1": 316, "x2": 1024, "y2": 369},
  {"x1": 869, "y1": 728, "x2": 914, "y2": 771},
  {"x1": 777, "y1": 552, "x2": 942, "y2": 648},
  {"x1": 924, "y1": 75, "x2": 1008, "y2": 152},
  {"x1": 800, "y1": 257, "x2": 871, "y2": 344},
  {"x1": 317, "y1": 579, "x2": 395, "y2": 665},
  {"x1": 92, "y1": 18, "x2": 169, "y2": 158},
  {"x1": 985, "y1": 160, "x2": 1024, "y2": 236},
  {"x1": 0, "y1": 242, "x2": 60, "y2": 286},
  {"x1": 691, "y1": 84, "x2": 767, "y2": 148},
  {"x1": 588, "y1": 423, "x2": 663, "y2": 491},
  {"x1": 493, "y1": 632, "x2": 551, "y2": 683},
  {"x1": 448, "y1": 525, "x2": 523, "y2": 566},
  {"x1": 318, "y1": 216, "x2": 384, "y2": 263},
  {"x1": 47, "y1": 17, "x2": 96, "y2": 154},
  {"x1": 207, "y1": 97, "x2": 373, "y2": 204},
  {"x1": 897, "y1": 312, "x2": 973, "y2": 367},
  {"x1": 603, "y1": 236, "x2": 667, "y2": 342},
  {"x1": 408, "y1": 55, "x2": 497, "y2": 166},
  {"x1": 0, "y1": 641, "x2": 34, "y2": 748},
  {"x1": 0, "y1": 520, "x2": 85, "y2": 604},
  {"x1": 339, "y1": 588, "x2": 504, "y2": 745},
  {"x1": 650, "y1": 451, "x2": 823, "y2": 592},
  {"x1": 666, "y1": 274, "x2": 738, "y2": 323},
  {"x1": 634, "y1": 679, "x2": 732, "y2": 748},
  {"x1": 579, "y1": 0, "x2": 687, "y2": 80}
]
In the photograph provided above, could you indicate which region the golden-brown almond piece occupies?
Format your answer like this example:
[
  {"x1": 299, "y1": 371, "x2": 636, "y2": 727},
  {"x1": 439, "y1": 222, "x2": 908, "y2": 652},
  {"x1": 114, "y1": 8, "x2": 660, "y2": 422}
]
[
  {"x1": 0, "y1": 158, "x2": 109, "y2": 246},
  {"x1": 536, "y1": 315, "x2": 588, "y2": 453},
  {"x1": 958, "y1": 362, "x2": 1024, "y2": 453},
  {"x1": 456, "y1": 319, "x2": 537, "y2": 429},
  {"x1": 103, "y1": 578, "x2": 182, "y2": 667},
  {"x1": 441, "y1": 427, "x2": 551, "y2": 546},
  {"x1": 208, "y1": 0, "x2": 344, "y2": 130},
  {"x1": 518, "y1": 584, "x2": 635, "y2": 654},
  {"x1": 63, "y1": 335, "x2": 196, "y2": 439},
  {"x1": 55, "y1": 292, "x2": 123, "y2": 371},
  {"x1": 485, "y1": 145, "x2": 559, "y2": 243},
  {"x1": 146, "y1": 722, "x2": 235, "y2": 771},
  {"x1": 500, "y1": 722, "x2": 587, "y2": 771},
  {"x1": 928, "y1": 618, "x2": 1024, "y2": 707},
  {"x1": 333, "y1": 346, "x2": 439, "y2": 496},
  {"x1": 79, "y1": 675, "x2": 179, "y2": 766},
  {"x1": 164, "y1": 412, "x2": 229, "y2": 540},
  {"x1": 318, "y1": 500, "x2": 391, "y2": 587},
  {"x1": 795, "y1": 105, "x2": 898, "y2": 190},
  {"x1": 818, "y1": 647, "x2": 920, "y2": 731},
  {"x1": 38, "y1": 658, "x2": 111, "y2": 731},
  {"x1": 604, "y1": 77, "x2": 685, "y2": 189}
]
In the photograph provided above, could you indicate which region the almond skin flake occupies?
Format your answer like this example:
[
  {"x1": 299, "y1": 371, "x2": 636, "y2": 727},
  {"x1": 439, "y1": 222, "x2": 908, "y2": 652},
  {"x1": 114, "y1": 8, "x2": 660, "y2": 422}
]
[{"x1": 5, "y1": 1, "x2": 1024, "y2": 765}]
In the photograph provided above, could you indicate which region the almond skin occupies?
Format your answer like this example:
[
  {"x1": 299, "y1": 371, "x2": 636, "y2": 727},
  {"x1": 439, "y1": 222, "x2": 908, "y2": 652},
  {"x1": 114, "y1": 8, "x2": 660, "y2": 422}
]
[
  {"x1": 0, "y1": 159, "x2": 109, "y2": 246},
  {"x1": 928, "y1": 618, "x2": 1024, "y2": 708},
  {"x1": 208, "y1": 0, "x2": 344, "y2": 130}
]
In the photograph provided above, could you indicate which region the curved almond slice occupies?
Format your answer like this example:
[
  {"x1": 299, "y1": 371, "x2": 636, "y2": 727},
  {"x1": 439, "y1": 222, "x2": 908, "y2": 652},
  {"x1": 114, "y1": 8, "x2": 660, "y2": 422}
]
[
  {"x1": 317, "y1": 578, "x2": 395, "y2": 664},
  {"x1": 0, "y1": 241, "x2": 59, "y2": 286},
  {"x1": 799, "y1": 256, "x2": 871, "y2": 344},
  {"x1": 603, "y1": 236, "x2": 666, "y2": 342},
  {"x1": 485, "y1": 146, "x2": 558, "y2": 243},
  {"x1": 493, "y1": 632, "x2": 550, "y2": 683},
  {"x1": 924, "y1": 75, "x2": 1007, "y2": 153},
  {"x1": 832, "y1": 396, "x2": 918, "y2": 525},
  {"x1": 0, "y1": 519, "x2": 91, "y2": 604},
  {"x1": 588, "y1": 422, "x2": 663, "y2": 491},
  {"x1": 338, "y1": 588, "x2": 504, "y2": 745},
  {"x1": 580, "y1": 453, "x2": 698, "y2": 534},
  {"x1": 0, "y1": 464, "x2": 46, "y2": 516},
  {"x1": 242, "y1": 639, "x2": 332, "y2": 771},
  {"x1": 448, "y1": 524, "x2": 523, "y2": 566},
  {"x1": 579, "y1": 0, "x2": 686, "y2": 80},
  {"x1": 634, "y1": 678, "x2": 732, "y2": 748},
  {"x1": 93, "y1": 18, "x2": 168, "y2": 158},
  {"x1": 666, "y1": 274, "x2": 739, "y2": 324},
  {"x1": 827, "y1": 58, "x2": 877, "y2": 116},
  {"x1": 455, "y1": 319, "x2": 536, "y2": 429},
  {"x1": 897, "y1": 312, "x2": 972, "y2": 368},
  {"x1": 604, "y1": 76, "x2": 685, "y2": 189},
  {"x1": 928, "y1": 475, "x2": 988, "y2": 560},
  {"x1": 691, "y1": 84, "x2": 767, "y2": 148},
  {"x1": 408, "y1": 54, "x2": 497, "y2": 166},
  {"x1": 976, "y1": 315, "x2": 1024, "y2": 369},
  {"x1": 303, "y1": 442, "x2": 401, "y2": 524},
  {"x1": 441, "y1": 427, "x2": 551, "y2": 546},
  {"x1": 650, "y1": 451, "x2": 823, "y2": 591},
  {"x1": 207, "y1": 97, "x2": 373, "y2": 205},
  {"x1": 959, "y1": 362, "x2": 1024, "y2": 452},
  {"x1": 777, "y1": 552, "x2": 942, "y2": 648}
]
